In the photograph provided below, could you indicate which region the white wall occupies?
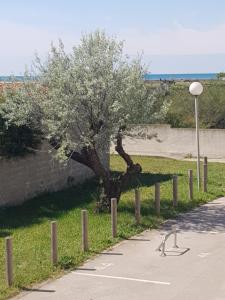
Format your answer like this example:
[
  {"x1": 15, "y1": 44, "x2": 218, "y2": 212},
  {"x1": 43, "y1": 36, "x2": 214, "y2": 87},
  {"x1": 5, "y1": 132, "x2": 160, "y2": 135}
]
[
  {"x1": 0, "y1": 143, "x2": 109, "y2": 207},
  {"x1": 113, "y1": 124, "x2": 225, "y2": 159}
]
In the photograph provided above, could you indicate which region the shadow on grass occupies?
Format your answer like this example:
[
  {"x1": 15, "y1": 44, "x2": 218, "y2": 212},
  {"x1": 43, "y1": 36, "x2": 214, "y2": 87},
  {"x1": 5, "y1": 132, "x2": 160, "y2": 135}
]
[
  {"x1": 0, "y1": 178, "x2": 98, "y2": 230},
  {"x1": 0, "y1": 172, "x2": 174, "y2": 231},
  {"x1": 118, "y1": 195, "x2": 200, "y2": 223},
  {"x1": 0, "y1": 231, "x2": 11, "y2": 238},
  {"x1": 113, "y1": 171, "x2": 174, "y2": 191}
]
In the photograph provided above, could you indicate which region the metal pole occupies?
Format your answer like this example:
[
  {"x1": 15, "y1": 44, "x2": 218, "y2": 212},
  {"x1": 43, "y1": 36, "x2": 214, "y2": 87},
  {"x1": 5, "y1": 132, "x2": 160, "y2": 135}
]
[
  {"x1": 172, "y1": 225, "x2": 178, "y2": 248},
  {"x1": 195, "y1": 96, "x2": 201, "y2": 190},
  {"x1": 161, "y1": 238, "x2": 166, "y2": 257}
]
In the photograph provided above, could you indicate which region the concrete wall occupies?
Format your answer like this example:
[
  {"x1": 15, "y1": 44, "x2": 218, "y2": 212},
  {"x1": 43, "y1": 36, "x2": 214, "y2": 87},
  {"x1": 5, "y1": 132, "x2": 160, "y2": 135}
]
[
  {"x1": 114, "y1": 124, "x2": 225, "y2": 159},
  {"x1": 0, "y1": 143, "x2": 109, "y2": 207}
]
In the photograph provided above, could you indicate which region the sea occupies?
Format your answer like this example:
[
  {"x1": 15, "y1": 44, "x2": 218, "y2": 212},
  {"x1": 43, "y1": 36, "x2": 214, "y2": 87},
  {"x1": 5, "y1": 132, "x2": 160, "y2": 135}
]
[
  {"x1": 0, "y1": 73, "x2": 218, "y2": 82},
  {"x1": 0, "y1": 76, "x2": 24, "y2": 82},
  {"x1": 144, "y1": 73, "x2": 217, "y2": 81}
]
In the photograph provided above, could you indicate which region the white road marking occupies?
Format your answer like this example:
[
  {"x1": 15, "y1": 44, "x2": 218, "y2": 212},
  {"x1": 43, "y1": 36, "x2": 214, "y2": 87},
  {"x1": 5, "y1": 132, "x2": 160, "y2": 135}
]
[
  {"x1": 95, "y1": 263, "x2": 114, "y2": 270},
  {"x1": 199, "y1": 231, "x2": 218, "y2": 234},
  {"x1": 73, "y1": 272, "x2": 171, "y2": 285},
  {"x1": 198, "y1": 252, "x2": 211, "y2": 258}
]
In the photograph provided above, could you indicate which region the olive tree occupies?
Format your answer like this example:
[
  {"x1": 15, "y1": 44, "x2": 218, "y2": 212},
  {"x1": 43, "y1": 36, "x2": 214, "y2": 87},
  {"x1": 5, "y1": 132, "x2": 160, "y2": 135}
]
[{"x1": 1, "y1": 31, "x2": 167, "y2": 209}]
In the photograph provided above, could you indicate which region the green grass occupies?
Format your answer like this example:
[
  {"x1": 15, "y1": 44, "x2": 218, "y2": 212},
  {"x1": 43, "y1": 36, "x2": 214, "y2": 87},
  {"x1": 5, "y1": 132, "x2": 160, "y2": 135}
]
[{"x1": 1, "y1": 155, "x2": 225, "y2": 299}]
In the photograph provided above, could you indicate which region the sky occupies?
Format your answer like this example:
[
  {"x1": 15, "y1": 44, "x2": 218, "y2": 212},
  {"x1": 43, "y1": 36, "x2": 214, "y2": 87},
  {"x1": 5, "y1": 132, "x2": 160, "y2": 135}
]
[{"x1": 1, "y1": 0, "x2": 225, "y2": 74}]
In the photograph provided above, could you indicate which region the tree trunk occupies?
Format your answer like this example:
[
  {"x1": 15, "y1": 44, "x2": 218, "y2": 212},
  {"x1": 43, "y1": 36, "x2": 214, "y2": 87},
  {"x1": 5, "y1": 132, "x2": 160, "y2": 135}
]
[
  {"x1": 93, "y1": 131, "x2": 142, "y2": 211},
  {"x1": 49, "y1": 133, "x2": 142, "y2": 212}
]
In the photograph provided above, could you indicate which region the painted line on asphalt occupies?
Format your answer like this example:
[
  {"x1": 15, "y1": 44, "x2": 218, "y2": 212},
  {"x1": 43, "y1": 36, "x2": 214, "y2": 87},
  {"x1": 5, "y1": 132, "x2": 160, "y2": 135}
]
[
  {"x1": 198, "y1": 252, "x2": 211, "y2": 258},
  {"x1": 73, "y1": 272, "x2": 171, "y2": 285},
  {"x1": 199, "y1": 231, "x2": 219, "y2": 234}
]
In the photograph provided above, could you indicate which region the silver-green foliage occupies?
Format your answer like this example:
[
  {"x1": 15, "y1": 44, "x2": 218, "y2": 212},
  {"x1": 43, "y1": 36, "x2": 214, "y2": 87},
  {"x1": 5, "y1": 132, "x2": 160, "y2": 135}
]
[{"x1": 1, "y1": 31, "x2": 167, "y2": 160}]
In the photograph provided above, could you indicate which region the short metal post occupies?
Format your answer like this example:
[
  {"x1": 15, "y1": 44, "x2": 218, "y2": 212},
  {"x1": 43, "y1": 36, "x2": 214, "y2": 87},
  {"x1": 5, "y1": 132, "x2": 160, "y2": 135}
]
[
  {"x1": 81, "y1": 210, "x2": 89, "y2": 251},
  {"x1": 188, "y1": 169, "x2": 193, "y2": 200},
  {"x1": 155, "y1": 183, "x2": 160, "y2": 216},
  {"x1": 134, "y1": 189, "x2": 141, "y2": 224},
  {"x1": 203, "y1": 156, "x2": 208, "y2": 192},
  {"x1": 173, "y1": 175, "x2": 178, "y2": 207},
  {"x1": 111, "y1": 198, "x2": 117, "y2": 238},
  {"x1": 161, "y1": 239, "x2": 166, "y2": 257},
  {"x1": 172, "y1": 225, "x2": 178, "y2": 248},
  {"x1": 5, "y1": 237, "x2": 13, "y2": 287},
  {"x1": 51, "y1": 221, "x2": 58, "y2": 265}
]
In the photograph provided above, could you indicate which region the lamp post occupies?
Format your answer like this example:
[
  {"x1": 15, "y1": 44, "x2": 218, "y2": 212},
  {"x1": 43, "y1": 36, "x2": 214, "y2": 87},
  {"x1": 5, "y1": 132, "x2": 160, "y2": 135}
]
[{"x1": 189, "y1": 82, "x2": 203, "y2": 190}]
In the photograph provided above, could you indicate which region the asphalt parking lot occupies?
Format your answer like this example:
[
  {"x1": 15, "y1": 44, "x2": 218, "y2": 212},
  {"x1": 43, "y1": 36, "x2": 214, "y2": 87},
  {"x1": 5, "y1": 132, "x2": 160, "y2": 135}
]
[{"x1": 14, "y1": 197, "x2": 225, "y2": 300}]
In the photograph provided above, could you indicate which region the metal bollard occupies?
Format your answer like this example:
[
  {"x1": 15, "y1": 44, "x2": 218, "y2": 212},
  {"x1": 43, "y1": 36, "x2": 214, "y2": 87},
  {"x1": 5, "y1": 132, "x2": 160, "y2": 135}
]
[
  {"x1": 172, "y1": 225, "x2": 178, "y2": 248},
  {"x1": 161, "y1": 238, "x2": 166, "y2": 257}
]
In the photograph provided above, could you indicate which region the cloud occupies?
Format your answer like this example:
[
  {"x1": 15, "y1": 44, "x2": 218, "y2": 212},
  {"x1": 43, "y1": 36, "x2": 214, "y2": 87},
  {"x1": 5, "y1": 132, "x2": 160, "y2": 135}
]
[
  {"x1": 119, "y1": 23, "x2": 225, "y2": 56},
  {"x1": 1, "y1": 20, "x2": 225, "y2": 74}
]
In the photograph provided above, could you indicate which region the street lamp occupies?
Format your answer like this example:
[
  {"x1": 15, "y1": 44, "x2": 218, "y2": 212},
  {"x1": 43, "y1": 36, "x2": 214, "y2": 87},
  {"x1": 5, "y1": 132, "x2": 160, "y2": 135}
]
[{"x1": 189, "y1": 82, "x2": 203, "y2": 190}]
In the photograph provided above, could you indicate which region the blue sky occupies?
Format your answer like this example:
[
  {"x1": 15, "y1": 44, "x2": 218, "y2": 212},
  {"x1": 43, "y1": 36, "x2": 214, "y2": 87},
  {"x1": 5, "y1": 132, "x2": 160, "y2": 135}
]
[{"x1": 1, "y1": 0, "x2": 225, "y2": 74}]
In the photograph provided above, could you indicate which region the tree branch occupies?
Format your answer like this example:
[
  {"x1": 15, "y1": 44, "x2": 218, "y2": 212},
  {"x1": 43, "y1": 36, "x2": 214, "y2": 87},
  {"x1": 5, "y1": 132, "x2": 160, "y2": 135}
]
[
  {"x1": 115, "y1": 128, "x2": 142, "y2": 191},
  {"x1": 48, "y1": 137, "x2": 91, "y2": 168},
  {"x1": 115, "y1": 129, "x2": 134, "y2": 167}
]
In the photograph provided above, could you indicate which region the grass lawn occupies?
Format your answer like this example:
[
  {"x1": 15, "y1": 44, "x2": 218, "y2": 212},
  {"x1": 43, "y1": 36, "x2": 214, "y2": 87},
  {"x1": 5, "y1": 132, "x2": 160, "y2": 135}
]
[{"x1": 1, "y1": 155, "x2": 225, "y2": 299}]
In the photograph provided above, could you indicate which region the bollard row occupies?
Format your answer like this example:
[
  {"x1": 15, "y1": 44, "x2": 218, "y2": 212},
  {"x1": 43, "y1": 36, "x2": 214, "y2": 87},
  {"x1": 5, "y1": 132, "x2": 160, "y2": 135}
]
[{"x1": 4, "y1": 165, "x2": 209, "y2": 287}]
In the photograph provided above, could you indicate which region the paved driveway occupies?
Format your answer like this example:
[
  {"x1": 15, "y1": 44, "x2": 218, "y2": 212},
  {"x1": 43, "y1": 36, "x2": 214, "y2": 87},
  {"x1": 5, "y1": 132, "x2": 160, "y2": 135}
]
[{"x1": 13, "y1": 197, "x2": 225, "y2": 300}]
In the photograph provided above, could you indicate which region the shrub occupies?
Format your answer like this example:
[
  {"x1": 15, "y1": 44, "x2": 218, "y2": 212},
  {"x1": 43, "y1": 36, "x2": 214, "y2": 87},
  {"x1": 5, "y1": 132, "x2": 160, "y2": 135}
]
[{"x1": 0, "y1": 84, "x2": 42, "y2": 158}]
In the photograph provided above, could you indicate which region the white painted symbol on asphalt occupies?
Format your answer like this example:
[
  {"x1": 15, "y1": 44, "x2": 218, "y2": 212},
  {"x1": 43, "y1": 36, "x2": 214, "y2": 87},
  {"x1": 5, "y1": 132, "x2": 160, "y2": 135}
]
[{"x1": 198, "y1": 252, "x2": 211, "y2": 258}]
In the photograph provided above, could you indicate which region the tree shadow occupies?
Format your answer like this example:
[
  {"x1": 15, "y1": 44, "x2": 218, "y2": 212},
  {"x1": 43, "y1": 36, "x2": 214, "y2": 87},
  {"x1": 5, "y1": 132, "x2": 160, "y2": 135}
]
[
  {"x1": 0, "y1": 178, "x2": 98, "y2": 230},
  {"x1": 0, "y1": 231, "x2": 11, "y2": 238},
  {"x1": 0, "y1": 171, "x2": 175, "y2": 231},
  {"x1": 111, "y1": 171, "x2": 175, "y2": 191},
  {"x1": 163, "y1": 199, "x2": 225, "y2": 233},
  {"x1": 21, "y1": 287, "x2": 55, "y2": 293}
]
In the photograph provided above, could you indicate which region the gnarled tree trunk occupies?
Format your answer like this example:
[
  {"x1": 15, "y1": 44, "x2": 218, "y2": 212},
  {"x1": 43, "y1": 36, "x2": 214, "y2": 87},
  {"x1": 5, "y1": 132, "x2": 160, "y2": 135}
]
[{"x1": 49, "y1": 131, "x2": 142, "y2": 212}]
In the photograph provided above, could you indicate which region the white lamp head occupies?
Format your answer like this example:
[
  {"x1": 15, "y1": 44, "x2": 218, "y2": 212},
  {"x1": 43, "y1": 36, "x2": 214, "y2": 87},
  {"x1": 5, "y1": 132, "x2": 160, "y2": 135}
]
[{"x1": 189, "y1": 82, "x2": 203, "y2": 96}]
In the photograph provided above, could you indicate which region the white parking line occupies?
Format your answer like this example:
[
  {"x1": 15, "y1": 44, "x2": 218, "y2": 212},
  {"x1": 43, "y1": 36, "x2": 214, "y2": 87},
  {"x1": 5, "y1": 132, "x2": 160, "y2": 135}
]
[{"x1": 73, "y1": 272, "x2": 171, "y2": 285}]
